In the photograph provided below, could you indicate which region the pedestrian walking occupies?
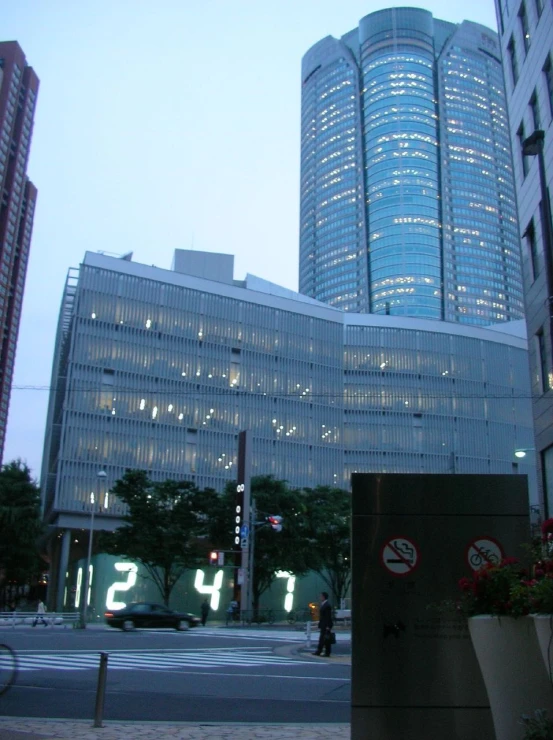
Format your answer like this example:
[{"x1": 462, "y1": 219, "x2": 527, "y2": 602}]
[
  {"x1": 200, "y1": 598, "x2": 210, "y2": 626},
  {"x1": 313, "y1": 592, "x2": 333, "y2": 657},
  {"x1": 226, "y1": 600, "x2": 239, "y2": 624},
  {"x1": 33, "y1": 599, "x2": 48, "y2": 627}
]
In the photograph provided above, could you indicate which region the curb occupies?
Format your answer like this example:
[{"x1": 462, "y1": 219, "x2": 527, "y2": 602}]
[{"x1": 274, "y1": 642, "x2": 351, "y2": 665}]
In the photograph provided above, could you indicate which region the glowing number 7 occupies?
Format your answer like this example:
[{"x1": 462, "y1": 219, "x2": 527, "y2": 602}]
[
  {"x1": 106, "y1": 563, "x2": 138, "y2": 610},
  {"x1": 276, "y1": 571, "x2": 296, "y2": 612}
]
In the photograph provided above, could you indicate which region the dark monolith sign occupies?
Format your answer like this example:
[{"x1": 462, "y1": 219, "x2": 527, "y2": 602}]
[{"x1": 351, "y1": 473, "x2": 530, "y2": 740}]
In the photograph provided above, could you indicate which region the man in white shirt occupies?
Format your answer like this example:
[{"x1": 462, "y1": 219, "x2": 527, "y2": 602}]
[{"x1": 32, "y1": 600, "x2": 48, "y2": 627}]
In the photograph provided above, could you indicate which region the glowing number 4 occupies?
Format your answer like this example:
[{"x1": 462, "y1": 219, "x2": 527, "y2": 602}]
[
  {"x1": 106, "y1": 563, "x2": 138, "y2": 610},
  {"x1": 194, "y1": 569, "x2": 224, "y2": 610}
]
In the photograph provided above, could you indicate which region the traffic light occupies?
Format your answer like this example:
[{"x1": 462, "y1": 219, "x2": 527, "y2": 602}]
[
  {"x1": 209, "y1": 551, "x2": 225, "y2": 565},
  {"x1": 267, "y1": 515, "x2": 283, "y2": 532}
]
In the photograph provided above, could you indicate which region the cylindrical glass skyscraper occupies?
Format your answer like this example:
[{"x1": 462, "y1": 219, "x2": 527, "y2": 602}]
[{"x1": 299, "y1": 8, "x2": 524, "y2": 326}]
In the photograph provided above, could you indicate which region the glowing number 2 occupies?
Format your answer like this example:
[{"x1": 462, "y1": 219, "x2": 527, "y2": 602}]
[
  {"x1": 106, "y1": 563, "x2": 138, "y2": 610},
  {"x1": 276, "y1": 571, "x2": 296, "y2": 612},
  {"x1": 194, "y1": 569, "x2": 224, "y2": 610}
]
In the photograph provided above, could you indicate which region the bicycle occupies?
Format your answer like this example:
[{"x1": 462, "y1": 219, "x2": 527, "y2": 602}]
[
  {"x1": 241, "y1": 609, "x2": 275, "y2": 626},
  {"x1": 0, "y1": 643, "x2": 18, "y2": 696},
  {"x1": 287, "y1": 608, "x2": 315, "y2": 625}
]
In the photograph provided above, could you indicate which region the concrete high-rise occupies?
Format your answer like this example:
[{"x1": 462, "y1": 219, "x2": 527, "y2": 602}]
[
  {"x1": 495, "y1": 0, "x2": 553, "y2": 514},
  {"x1": 0, "y1": 41, "x2": 39, "y2": 457},
  {"x1": 299, "y1": 8, "x2": 524, "y2": 326}
]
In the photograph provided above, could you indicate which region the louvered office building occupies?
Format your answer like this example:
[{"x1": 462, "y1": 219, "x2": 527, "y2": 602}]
[{"x1": 42, "y1": 250, "x2": 534, "y2": 530}]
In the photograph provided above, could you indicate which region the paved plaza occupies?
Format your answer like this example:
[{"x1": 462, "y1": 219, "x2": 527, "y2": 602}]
[{"x1": 0, "y1": 719, "x2": 350, "y2": 739}]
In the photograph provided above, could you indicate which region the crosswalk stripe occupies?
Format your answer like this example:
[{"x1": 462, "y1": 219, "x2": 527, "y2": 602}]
[{"x1": 14, "y1": 649, "x2": 312, "y2": 673}]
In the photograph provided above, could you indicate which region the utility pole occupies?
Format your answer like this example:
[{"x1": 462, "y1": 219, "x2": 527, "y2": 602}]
[
  {"x1": 235, "y1": 431, "x2": 252, "y2": 616},
  {"x1": 247, "y1": 498, "x2": 256, "y2": 617},
  {"x1": 78, "y1": 469, "x2": 107, "y2": 628}
]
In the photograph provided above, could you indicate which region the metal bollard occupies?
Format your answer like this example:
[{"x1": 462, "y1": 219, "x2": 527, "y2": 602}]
[
  {"x1": 93, "y1": 652, "x2": 109, "y2": 728},
  {"x1": 306, "y1": 619, "x2": 312, "y2": 649}
]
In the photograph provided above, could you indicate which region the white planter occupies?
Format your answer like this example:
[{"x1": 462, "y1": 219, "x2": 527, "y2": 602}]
[
  {"x1": 468, "y1": 615, "x2": 553, "y2": 740},
  {"x1": 533, "y1": 614, "x2": 553, "y2": 682}
]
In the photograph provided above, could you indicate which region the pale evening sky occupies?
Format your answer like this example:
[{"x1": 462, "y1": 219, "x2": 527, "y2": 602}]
[{"x1": 1, "y1": 0, "x2": 499, "y2": 478}]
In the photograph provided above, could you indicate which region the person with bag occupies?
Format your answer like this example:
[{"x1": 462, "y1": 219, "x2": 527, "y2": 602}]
[{"x1": 314, "y1": 591, "x2": 333, "y2": 657}]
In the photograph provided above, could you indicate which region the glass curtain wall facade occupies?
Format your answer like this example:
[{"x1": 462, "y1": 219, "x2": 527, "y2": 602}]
[
  {"x1": 41, "y1": 251, "x2": 535, "y2": 532},
  {"x1": 299, "y1": 8, "x2": 524, "y2": 326},
  {"x1": 437, "y1": 22, "x2": 522, "y2": 323},
  {"x1": 361, "y1": 10, "x2": 442, "y2": 319},
  {"x1": 299, "y1": 34, "x2": 368, "y2": 313}
]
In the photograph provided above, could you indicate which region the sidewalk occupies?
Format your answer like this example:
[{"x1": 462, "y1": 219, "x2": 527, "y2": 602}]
[
  {"x1": 276, "y1": 640, "x2": 351, "y2": 665},
  {"x1": 0, "y1": 719, "x2": 350, "y2": 739}
]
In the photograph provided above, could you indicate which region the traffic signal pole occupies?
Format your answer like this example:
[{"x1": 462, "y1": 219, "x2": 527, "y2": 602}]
[
  {"x1": 236, "y1": 431, "x2": 252, "y2": 616},
  {"x1": 247, "y1": 498, "x2": 256, "y2": 617},
  {"x1": 234, "y1": 431, "x2": 282, "y2": 619}
]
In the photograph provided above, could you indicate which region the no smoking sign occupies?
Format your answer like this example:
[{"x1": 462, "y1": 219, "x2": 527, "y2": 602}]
[{"x1": 381, "y1": 536, "x2": 420, "y2": 577}]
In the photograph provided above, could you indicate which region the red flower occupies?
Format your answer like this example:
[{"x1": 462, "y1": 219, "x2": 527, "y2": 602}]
[
  {"x1": 501, "y1": 557, "x2": 519, "y2": 566},
  {"x1": 541, "y1": 518, "x2": 553, "y2": 535},
  {"x1": 541, "y1": 518, "x2": 553, "y2": 542}
]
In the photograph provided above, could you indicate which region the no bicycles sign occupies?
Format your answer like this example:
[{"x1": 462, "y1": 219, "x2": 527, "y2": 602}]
[{"x1": 466, "y1": 536, "x2": 504, "y2": 571}]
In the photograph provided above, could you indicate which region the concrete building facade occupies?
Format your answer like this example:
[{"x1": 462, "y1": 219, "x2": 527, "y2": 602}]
[
  {"x1": 495, "y1": 0, "x2": 553, "y2": 514},
  {"x1": 0, "y1": 41, "x2": 39, "y2": 457}
]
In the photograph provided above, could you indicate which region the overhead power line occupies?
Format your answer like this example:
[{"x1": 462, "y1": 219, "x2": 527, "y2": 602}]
[{"x1": 9, "y1": 384, "x2": 537, "y2": 400}]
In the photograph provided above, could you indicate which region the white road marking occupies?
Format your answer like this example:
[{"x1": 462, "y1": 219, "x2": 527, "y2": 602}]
[{"x1": 14, "y1": 648, "x2": 315, "y2": 673}]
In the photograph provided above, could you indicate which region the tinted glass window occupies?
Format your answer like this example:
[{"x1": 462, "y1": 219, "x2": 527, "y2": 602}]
[{"x1": 131, "y1": 604, "x2": 149, "y2": 613}]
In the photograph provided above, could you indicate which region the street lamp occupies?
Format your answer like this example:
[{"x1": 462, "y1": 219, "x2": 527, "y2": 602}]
[
  {"x1": 78, "y1": 470, "x2": 107, "y2": 629},
  {"x1": 522, "y1": 130, "x2": 553, "y2": 366},
  {"x1": 514, "y1": 448, "x2": 536, "y2": 459}
]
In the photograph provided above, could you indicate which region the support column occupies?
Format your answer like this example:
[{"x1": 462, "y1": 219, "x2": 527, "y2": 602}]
[{"x1": 55, "y1": 529, "x2": 71, "y2": 611}]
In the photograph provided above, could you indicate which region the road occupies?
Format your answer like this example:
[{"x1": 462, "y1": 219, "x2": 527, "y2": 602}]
[{"x1": 0, "y1": 625, "x2": 351, "y2": 724}]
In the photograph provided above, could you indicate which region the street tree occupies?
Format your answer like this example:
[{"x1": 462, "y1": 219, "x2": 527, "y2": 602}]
[
  {"x1": 0, "y1": 460, "x2": 44, "y2": 606},
  {"x1": 210, "y1": 475, "x2": 312, "y2": 614},
  {"x1": 303, "y1": 486, "x2": 351, "y2": 607},
  {"x1": 100, "y1": 469, "x2": 218, "y2": 606}
]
